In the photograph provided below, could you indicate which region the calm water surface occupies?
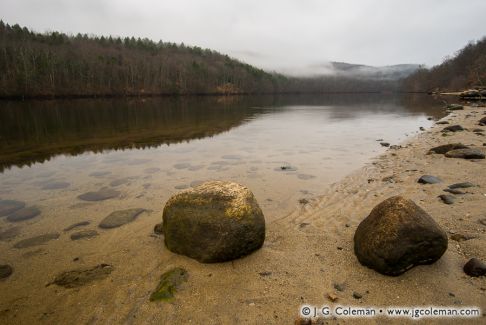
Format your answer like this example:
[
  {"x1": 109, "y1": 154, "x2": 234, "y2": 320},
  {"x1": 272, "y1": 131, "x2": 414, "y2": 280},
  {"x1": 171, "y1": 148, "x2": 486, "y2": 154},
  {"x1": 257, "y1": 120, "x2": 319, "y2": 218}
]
[{"x1": 0, "y1": 94, "x2": 443, "y2": 223}]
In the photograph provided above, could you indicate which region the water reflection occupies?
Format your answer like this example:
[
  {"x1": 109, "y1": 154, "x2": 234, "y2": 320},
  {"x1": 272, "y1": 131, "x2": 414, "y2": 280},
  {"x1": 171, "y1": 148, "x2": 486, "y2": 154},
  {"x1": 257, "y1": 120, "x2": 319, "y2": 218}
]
[{"x1": 0, "y1": 94, "x2": 442, "y2": 172}]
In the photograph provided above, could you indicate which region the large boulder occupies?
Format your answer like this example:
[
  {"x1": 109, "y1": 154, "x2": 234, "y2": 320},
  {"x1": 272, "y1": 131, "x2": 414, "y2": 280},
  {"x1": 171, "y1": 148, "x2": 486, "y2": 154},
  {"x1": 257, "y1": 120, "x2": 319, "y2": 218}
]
[
  {"x1": 162, "y1": 181, "x2": 265, "y2": 263},
  {"x1": 354, "y1": 196, "x2": 447, "y2": 276}
]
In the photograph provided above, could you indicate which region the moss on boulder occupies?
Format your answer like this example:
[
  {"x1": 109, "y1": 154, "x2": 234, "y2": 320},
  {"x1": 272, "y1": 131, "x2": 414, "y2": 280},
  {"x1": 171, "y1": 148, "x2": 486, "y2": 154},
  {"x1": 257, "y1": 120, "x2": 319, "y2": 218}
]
[{"x1": 162, "y1": 181, "x2": 265, "y2": 263}]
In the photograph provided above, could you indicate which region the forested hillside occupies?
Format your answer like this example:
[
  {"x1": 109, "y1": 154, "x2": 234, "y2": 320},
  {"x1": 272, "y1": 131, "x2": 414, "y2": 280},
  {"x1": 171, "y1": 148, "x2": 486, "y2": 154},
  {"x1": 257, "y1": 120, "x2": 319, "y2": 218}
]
[
  {"x1": 403, "y1": 37, "x2": 486, "y2": 92},
  {"x1": 0, "y1": 21, "x2": 289, "y2": 97},
  {"x1": 0, "y1": 21, "x2": 400, "y2": 98}
]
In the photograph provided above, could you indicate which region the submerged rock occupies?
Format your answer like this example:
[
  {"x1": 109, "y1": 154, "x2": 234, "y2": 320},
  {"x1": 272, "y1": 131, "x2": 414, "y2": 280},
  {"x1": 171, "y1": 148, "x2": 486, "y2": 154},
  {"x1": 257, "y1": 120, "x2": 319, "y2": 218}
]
[
  {"x1": 70, "y1": 230, "x2": 99, "y2": 240},
  {"x1": 52, "y1": 264, "x2": 113, "y2": 288},
  {"x1": 463, "y1": 258, "x2": 486, "y2": 277},
  {"x1": 109, "y1": 177, "x2": 133, "y2": 187},
  {"x1": 162, "y1": 181, "x2": 265, "y2": 263},
  {"x1": 0, "y1": 200, "x2": 26, "y2": 217},
  {"x1": 6, "y1": 207, "x2": 41, "y2": 222},
  {"x1": 380, "y1": 142, "x2": 390, "y2": 147},
  {"x1": 354, "y1": 196, "x2": 447, "y2": 276},
  {"x1": 428, "y1": 143, "x2": 469, "y2": 154},
  {"x1": 0, "y1": 264, "x2": 13, "y2": 279},
  {"x1": 0, "y1": 227, "x2": 21, "y2": 241},
  {"x1": 418, "y1": 175, "x2": 442, "y2": 184},
  {"x1": 442, "y1": 125, "x2": 464, "y2": 132},
  {"x1": 77, "y1": 188, "x2": 120, "y2": 201},
  {"x1": 64, "y1": 221, "x2": 90, "y2": 232},
  {"x1": 13, "y1": 233, "x2": 60, "y2": 248},
  {"x1": 445, "y1": 148, "x2": 485, "y2": 159},
  {"x1": 439, "y1": 194, "x2": 455, "y2": 205},
  {"x1": 150, "y1": 267, "x2": 188, "y2": 302},
  {"x1": 41, "y1": 181, "x2": 70, "y2": 190},
  {"x1": 98, "y1": 208, "x2": 145, "y2": 229}
]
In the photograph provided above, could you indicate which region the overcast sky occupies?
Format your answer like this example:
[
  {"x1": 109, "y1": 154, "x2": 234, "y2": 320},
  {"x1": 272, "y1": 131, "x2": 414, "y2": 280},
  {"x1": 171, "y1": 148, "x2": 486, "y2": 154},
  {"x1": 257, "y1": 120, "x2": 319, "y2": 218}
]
[{"x1": 1, "y1": 0, "x2": 485, "y2": 74}]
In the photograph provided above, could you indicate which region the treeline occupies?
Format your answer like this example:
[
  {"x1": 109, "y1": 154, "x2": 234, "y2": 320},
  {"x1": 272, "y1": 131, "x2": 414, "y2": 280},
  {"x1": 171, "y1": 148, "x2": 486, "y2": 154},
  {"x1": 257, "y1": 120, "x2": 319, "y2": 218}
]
[
  {"x1": 403, "y1": 37, "x2": 486, "y2": 92},
  {"x1": 0, "y1": 21, "x2": 397, "y2": 98}
]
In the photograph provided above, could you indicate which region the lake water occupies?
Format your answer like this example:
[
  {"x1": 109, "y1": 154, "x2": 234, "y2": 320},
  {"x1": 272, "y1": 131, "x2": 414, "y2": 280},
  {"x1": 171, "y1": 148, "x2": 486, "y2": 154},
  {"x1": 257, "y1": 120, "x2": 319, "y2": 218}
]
[
  {"x1": 0, "y1": 94, "x2": 443, "y2": 223},
  {"x1": 0, "y1": 94, "x2": 447, "y2": 322}
]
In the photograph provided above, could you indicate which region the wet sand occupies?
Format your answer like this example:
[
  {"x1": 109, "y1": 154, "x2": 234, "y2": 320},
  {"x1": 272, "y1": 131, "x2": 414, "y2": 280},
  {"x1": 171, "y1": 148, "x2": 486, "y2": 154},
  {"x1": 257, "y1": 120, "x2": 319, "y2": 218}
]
[{"x1": 1, "y1": 105, "x2": 486, "y2": 324}]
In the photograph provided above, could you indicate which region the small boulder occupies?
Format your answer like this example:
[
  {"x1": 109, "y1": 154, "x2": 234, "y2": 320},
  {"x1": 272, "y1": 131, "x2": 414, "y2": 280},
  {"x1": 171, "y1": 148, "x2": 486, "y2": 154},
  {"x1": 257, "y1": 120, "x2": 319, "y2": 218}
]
[
  {"x1": 354, "y1": 196, "x2": 447, "y2": 276},
  {"x1": 436, "y1": 121, "x2": 449, "y2": 125},
  {"x1": 162, "y1": 181, "x2": 265, "y2": 263},
  {"x1": 442, "y1": 125, "x2": 464, "y2": 132},
  {"x1": 418, "y1": 175, "x2": 442, "y2": 184},
  {"x1": 479, "y1": 117, "x2": 486, "y2": 126},
  {"x1": 463, "y1": 258, "x2": 486, "y2": 277},
  {"x1": 445, "y1": 149, "x2": 485, "y2": 159},
  {"x1": 380, "y1": 142, "x2": 390, "y2": 147},
  {"x1": 428, "y1": 143, "x2": 469, "y2": 154},
  {"x1": 443, "y1": 188, "x2": 465, "y2": 195}
]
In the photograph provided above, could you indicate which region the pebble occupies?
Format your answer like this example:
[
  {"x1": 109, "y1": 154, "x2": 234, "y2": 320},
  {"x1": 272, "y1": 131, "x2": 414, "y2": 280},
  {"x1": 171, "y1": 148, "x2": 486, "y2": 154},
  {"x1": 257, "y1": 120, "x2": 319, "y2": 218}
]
[
  {"x1": 0, "y1": 264, "x2": 13, "y2": 279},
  {"x1": 418, "y1": 175, "x2": 442, "y2": 184},
  {"x1": 439, "y1": 194, "x2": 455, "y2": 205},
  {"x1": 463, "y1": 258, "x2": 486, "y2": 277},
  {"x1": 352, "y1": 292, "x2": 363, "y2": 299}
]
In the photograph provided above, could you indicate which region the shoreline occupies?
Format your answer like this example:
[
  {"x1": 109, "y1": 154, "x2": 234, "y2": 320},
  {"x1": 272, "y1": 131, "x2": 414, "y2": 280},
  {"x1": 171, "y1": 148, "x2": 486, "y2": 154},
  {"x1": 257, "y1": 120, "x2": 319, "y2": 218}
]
[{"x1": 1, "y1": 104, "x2": 485, "y2": 324}]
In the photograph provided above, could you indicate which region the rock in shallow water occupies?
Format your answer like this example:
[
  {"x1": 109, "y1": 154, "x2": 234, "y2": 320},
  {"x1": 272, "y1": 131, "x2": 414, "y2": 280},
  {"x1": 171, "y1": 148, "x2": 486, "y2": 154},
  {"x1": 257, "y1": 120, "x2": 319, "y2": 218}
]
[
  {"x1": 0, "y1": 264, "x2": 13, "y2": 279},
  {"x1": 52, "y1": 264, "x2": 113, "y2": 288},
  {"x1": 150, "y1": 267, "x2": 188, "y2": 302},
  {"x1": 98, "y1": 208, "x2": 145, "y2": 229},
  {"x1": 70, "y1": 230, "x2": 99, "y2": 240},
  {"x1": 444, "y1": 148, "x2": 485, "y2": 159},
  {"x1": 0, "y1": 227, "x2": 21, "y2": 241},
  {"x1": 77, "y1": 188, "x2": 120, "y2": 201},
  {"x1": 13, "y1": 233, "x2": 60, "y2": 248},
  {"x1": 0, "y1": 200, "x2": 26, "y2": 217},
  {"x1": 64, "y1": 221, "x2": 90, "y2": 232},
  {"x1": 418, "y1": 175, "x2": 442, "y2": 184},
  {"x1": 354, "y1": 196, "x2": 448, "y2": 276},
  {"x1": 162, "y1": 181, "x2": 265, "y2": 263},
  {"x1": 463, "y1": 258, "x2": 486, "y2": 277},
  {"x1": 6, "y1": 207, "x2": 41, "y2": 222}
]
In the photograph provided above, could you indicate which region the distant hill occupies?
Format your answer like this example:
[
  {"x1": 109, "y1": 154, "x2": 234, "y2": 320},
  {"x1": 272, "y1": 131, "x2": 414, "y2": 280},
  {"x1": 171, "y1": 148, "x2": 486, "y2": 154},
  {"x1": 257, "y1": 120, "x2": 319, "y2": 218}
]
[
  {"x1": 330, "y1": 62, "x2": 421, "y2": 80},
  {"x1": 403, "y1": 37, "x2": 486, "y2": 92}
]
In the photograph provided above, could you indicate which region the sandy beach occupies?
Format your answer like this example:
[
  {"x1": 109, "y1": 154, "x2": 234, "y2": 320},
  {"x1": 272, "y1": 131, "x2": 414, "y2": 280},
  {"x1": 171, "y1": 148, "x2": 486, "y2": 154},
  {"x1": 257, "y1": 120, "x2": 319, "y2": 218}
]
[{"x1": 1, "y1": 103, "x2": 486, "y2": 325}]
